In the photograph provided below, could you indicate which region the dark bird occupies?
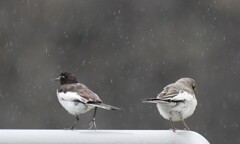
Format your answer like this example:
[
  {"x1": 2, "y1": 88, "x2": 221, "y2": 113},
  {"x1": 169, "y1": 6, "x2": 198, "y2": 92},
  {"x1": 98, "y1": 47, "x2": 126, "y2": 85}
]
[{"x1": 55, "y1": 72, "x2": 120, "y2": 129}]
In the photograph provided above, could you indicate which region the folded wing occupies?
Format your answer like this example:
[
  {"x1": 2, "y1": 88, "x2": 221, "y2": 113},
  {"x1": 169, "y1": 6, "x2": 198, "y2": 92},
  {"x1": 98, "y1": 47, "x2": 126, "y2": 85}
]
[
  {"x1": 142, "y1": 85, "x2": 185, "y2": 103},
  {"x1": 58, "y1": 83, "x2": 120, "y2": 110}
]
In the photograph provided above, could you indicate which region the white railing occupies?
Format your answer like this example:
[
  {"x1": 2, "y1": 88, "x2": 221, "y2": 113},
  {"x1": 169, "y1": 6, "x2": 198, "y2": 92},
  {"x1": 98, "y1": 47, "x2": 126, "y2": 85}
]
[{"x1": 0, "y1": 130, "x2": 210, "y2": 144}]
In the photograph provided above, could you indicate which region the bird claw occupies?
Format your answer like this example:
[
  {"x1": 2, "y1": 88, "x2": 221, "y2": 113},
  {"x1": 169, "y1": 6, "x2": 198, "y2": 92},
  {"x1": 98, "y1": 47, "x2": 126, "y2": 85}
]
[
  {"x1": 183, "y1": 128, "x2": 190, "y2": 131},
  {"x1": 69, "y1": 122, "x2": 77, "y2": 130},
  {"x1": 65, "y1": 127, "x2": 75, "y2": 130},
  {"x1": 69, "y1": 126, "x2": 75, "y2": 130},
  {"x1": 169, "y1": 128, "x2": 176, "y2": 132},
  {"x1": 89, "y1": 119, "x2": 97, "y2": 130}
]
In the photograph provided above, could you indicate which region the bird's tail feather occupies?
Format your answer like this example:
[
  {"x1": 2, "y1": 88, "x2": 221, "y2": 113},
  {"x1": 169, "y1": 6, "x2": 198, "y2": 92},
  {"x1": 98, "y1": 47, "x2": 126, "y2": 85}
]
[
  {"x1": 141, "y1": 98, "x2": 164, "y2": 103},
  {"x1": 88, "y1": 103, "x2": 121, "y2": 110}
]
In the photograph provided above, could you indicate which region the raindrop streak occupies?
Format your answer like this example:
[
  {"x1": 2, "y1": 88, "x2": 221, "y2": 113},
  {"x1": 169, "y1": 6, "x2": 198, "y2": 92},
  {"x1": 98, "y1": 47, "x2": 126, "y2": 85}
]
[{"x1": 83, "y1": 60, "x2": 85, "y2": 66}]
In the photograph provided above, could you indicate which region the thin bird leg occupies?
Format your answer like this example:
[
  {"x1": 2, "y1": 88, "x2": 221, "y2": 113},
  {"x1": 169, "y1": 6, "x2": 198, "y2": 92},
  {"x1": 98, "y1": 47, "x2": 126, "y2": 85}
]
[
  {"x1": 70, "y1": 115, "x2": 79, "y2": 129},
  {"x1": 169, "y1": 118, "x2": 176, "y2": 132},
  {"x1": 89, "y1": 107, "x2": 97, "y2": 129},
  {"x1": 182, "y1": 119, "x2": 190, "y2": 131}
]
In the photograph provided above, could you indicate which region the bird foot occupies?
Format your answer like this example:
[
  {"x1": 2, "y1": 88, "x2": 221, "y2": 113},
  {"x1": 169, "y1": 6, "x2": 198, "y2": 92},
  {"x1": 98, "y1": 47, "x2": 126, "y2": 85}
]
[
  {"x1": 68, "y1": 121, "x2": 78, "y2": 130},
  {"x1": 64, "y1": 127, "x2": 75, "y2": 130},
  {"x1": 169, "y1": 128, "x2": 176, "y2": 132},
  {"x1": 89, "y1": 119, "x2": 97, "y2": 130},
  {"x1": 69, "y1": 126, "x2": 76, "y2": 130},
  {"x1": 183, "y1": 128, "x2": 190, "y2": 131}
]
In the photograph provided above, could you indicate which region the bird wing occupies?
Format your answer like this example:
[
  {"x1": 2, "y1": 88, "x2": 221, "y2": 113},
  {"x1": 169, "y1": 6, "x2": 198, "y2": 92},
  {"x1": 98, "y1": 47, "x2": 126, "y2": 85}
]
[
  {"x1": 142, "y1": 84, "x2": 185, "y2": 103},
  {"x1": 58, "y1": 83, "x2": 120, "y2": 110},
  {"x1": 158, "y1": 86, "x2": 178, "y2": 99},
  {"x1": 160, "y1": 83, "x2": 196, "y2": 102},
  {"x1": 58, "y1": 83, "x2": 102, "y2": 104}
]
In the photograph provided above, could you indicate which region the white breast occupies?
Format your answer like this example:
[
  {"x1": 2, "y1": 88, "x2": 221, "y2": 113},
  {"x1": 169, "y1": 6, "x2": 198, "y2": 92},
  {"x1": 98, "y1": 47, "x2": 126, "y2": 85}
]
[
  {"x1": 57, "y1": 90, "x2": 94, "y2": 116},
  {"x1": 156, "y1": 91, "x2": 197, "y2": 121}
]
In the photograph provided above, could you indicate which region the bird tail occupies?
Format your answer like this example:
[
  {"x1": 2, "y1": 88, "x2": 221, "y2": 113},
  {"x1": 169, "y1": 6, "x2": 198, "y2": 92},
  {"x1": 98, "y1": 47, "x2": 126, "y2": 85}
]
[
  {"x1": 141, "y1": 98, "x2": 163, "y2": 103},
  {"x1": 88, "y1": 102, "x2": 121, "y2": 110}
]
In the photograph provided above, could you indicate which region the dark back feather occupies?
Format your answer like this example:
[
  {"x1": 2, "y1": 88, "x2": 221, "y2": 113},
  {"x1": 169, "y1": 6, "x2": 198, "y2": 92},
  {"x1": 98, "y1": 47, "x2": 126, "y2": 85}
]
[{"x1": 58, "y1": 83, "x2": 102, "y2": 103}]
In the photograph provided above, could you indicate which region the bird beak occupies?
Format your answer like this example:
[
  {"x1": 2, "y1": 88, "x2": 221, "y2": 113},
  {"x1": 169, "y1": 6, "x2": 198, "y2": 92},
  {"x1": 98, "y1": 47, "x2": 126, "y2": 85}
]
[
  {"x1": 54, "y1": 76, "x2": 61, "y2": 81},
  {"x1": 194, "y1": 88, "x2": 198, "y2": 93}
]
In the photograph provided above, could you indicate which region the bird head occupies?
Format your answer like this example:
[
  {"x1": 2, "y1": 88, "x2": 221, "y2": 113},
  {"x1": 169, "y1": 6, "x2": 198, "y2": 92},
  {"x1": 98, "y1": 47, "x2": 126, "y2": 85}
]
[{"x1": 55, "y1": 72, "x2": 78, "y2": 85}]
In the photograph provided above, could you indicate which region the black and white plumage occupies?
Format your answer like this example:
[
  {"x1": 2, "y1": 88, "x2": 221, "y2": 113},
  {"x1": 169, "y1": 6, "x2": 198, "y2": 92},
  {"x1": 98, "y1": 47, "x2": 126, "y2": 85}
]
[
  {"x1": 142, "y1": 78, "x2": 197, "y2": 132},
  {"x1": 55, "y1": 72, "x2": 120, "y2": 129}
]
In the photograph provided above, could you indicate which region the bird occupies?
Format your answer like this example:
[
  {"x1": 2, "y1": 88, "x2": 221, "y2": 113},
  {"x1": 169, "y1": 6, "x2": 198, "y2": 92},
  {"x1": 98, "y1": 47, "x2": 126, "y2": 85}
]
[
  {"x1": 142, "y1": 78, "x2": 197, "y2": 132},
  {"x1": 55, "y1": 72, "x2": 120, "y2": 129}
]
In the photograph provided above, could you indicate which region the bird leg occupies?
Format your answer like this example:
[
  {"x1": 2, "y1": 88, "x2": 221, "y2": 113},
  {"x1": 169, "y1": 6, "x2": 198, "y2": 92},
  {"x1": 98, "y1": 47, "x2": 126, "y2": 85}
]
[
  {"x1": 70, "y1": 115, "x2": 79, "y2": 129},
  {"x1": 169, "y1": 118, "x2": 176, "y2": 132},
  {"x1": 182, "y1": 119, "x2": 190, "y2": 131},
  {"x1": 89, "y1": 107, "x2": 97, "y2": 129}
]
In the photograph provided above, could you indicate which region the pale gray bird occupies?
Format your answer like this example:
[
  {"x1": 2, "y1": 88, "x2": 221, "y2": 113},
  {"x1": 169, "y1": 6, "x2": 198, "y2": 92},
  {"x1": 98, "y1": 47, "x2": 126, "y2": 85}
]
[
  {"x1": 55, "y1": 72, "x2": 120, "y2": 129},
  {"x1": 142, "y1": 78, "x2": 197, "y2": 132}
]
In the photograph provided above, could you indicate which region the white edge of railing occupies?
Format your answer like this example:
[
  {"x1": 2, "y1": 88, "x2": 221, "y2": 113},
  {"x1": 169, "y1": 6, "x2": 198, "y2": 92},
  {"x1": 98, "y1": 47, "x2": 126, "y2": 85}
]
[{"x1": 0, "y1": 129, "x2": 210, "y2": 144}]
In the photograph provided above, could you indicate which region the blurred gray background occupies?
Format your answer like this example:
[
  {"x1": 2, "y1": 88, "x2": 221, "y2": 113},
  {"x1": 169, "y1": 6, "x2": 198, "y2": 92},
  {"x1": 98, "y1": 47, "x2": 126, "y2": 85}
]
[{"x1": 0, "y1": 0, "x2": 240, "y2": 143}]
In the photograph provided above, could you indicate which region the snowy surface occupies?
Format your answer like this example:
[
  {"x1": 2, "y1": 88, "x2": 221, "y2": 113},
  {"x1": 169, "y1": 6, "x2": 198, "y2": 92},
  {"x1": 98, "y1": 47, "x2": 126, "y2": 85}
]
[{"x1": 0, "y1": 130, "x2": 210, "y2": 144}]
